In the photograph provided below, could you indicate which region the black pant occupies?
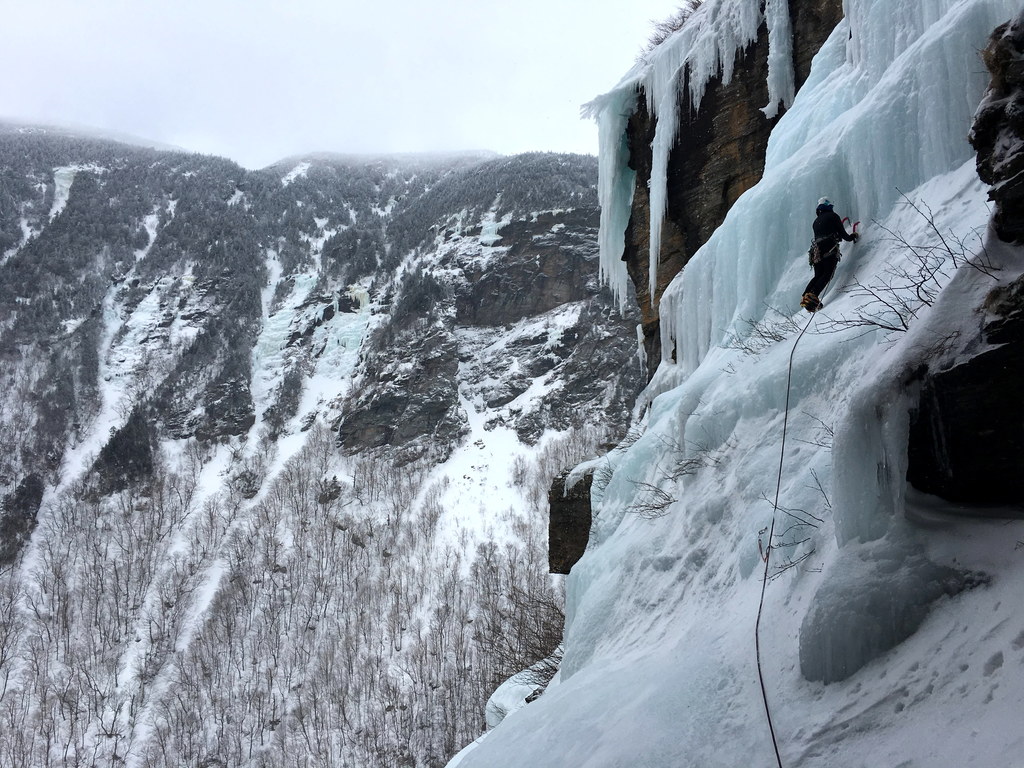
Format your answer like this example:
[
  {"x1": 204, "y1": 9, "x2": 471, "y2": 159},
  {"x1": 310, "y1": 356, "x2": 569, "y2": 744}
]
[{"x1": 804, "y1": 254, "x2": 838, "y2": 298}]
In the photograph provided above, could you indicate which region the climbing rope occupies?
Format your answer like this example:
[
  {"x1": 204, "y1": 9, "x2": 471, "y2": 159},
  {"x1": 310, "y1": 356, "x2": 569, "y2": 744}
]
[
  {"x1": 755, "y1": 309, "x2": 814, "y2": 768},
  {"x1": 754, "y1": 221, "x2": 856, "y2": 767}
]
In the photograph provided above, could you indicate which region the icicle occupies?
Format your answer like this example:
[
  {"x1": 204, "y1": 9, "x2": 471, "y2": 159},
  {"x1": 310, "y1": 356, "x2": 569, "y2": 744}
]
[
  {"x1": 762, "y1": 0, "x2": 796, "y2": 118},
  {"x1": 635, "y1": 323, "x2": 647, "y2": 373},
  {"x1": 613, "y1": 0, "x2": 765, "y2": 307},
  {"x1": 646, "y1": 94, "x2": 678, "y2": 304},
  {"x1": 586, "y1": 0, "x2": 770, "y2": 309},
  {"x1": 587, "y1": 88, "x2": 638, "y2": 311}
]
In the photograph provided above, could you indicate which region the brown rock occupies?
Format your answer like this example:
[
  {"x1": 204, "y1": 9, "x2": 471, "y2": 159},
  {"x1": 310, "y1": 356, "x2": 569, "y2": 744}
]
[{"x1": 549, "y1": 469, "x2": 593, "y2": 575}]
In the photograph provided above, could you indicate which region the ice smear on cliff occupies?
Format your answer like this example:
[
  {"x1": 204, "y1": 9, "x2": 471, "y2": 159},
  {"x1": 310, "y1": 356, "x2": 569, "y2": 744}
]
[{"x1": 452, "y1": 1, "x2": 1024, "y2": 766}]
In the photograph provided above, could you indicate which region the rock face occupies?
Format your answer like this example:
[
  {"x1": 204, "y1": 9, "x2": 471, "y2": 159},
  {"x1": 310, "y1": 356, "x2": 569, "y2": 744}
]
[
  {"x1": 455, "y1": 209, "x2": 602, "y2": 327},
  {"x1": 340, "y1": 154, "x2": 642, "y2": 458},
  {"x1": 620, "y1": 0, "x2": 844, "y2": 378},
  {"x1": 548, "y1": 469, "x2": 594, "y2": 575},
  {"x1": 907, "y1": 275, "x2": 1024, "y2": 510},
  {"x1": 338, "y1": 316, "x2": 464, "y2": 461},
  {"x1": 970, "y1": 10, "x2": 1024, "y2": 244}
]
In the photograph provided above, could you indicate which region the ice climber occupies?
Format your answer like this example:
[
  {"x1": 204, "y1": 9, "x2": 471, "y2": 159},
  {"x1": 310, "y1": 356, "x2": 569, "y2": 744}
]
[{"x1": 801, "y1": 197, "x2": 859, "y2": 312}]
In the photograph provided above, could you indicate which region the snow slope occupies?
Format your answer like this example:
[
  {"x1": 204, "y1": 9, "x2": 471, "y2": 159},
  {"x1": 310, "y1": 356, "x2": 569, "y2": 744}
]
[{"x1": 452, "y1": 1, "x2": 1024, "y2": 766}]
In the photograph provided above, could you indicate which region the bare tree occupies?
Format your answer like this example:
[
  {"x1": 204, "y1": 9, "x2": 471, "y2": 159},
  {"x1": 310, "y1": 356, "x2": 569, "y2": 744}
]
[
  {"x1": 642, "y1": 1, "x2": 705, "y2": 57},
  {"x1": 626, "y1": 480, "x2": 677, "y2": 519}
]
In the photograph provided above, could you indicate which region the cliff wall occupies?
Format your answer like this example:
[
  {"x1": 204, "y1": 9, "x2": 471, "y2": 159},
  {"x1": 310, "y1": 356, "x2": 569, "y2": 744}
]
[{"x1": 621, "y1": 0, "x2": 844, "y2": 377}]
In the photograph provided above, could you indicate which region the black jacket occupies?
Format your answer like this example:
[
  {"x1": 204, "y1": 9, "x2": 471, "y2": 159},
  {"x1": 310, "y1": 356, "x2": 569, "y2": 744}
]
[{"x1": 812, "y1": 210, "x2": 855, "y2": 252}]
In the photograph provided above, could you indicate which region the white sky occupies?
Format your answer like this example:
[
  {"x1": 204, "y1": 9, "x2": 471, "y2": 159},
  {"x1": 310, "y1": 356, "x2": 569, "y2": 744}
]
[{"x1": 1, "y1": 0, "x2": 682, "y2": 169}]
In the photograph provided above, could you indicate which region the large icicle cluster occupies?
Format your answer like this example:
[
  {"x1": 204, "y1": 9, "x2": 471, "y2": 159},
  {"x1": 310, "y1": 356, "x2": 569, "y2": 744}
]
[{"x1": 584, "y1": 0, "x2": 795, "y2": 306}]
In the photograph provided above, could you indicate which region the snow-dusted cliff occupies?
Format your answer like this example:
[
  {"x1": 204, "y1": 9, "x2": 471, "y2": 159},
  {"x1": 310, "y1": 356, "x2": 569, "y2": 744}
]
[{"x1": 451, "y1": 1, "x2": 1024, "y2": 766}]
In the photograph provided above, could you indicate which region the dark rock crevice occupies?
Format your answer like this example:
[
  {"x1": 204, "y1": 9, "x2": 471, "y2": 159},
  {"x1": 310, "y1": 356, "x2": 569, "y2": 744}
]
[
  {"x1": 906, "y1": 275, "x2": 1024, "y2": 511},
  {"x1": 789, "y1": 0, "x2": 846, "y2": 90},
  {"x1": 970, "y1": 10, "x2": 1024, "y2": 244}
]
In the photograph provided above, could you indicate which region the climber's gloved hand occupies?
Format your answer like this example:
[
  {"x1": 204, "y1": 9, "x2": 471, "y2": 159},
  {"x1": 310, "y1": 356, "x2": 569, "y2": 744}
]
[{"x1": 851, "y1": 232, "x2": 860, "y2": 243}]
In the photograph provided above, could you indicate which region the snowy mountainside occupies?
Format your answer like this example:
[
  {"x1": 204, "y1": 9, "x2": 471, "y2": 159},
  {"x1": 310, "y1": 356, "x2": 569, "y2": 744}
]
[
  {"x1": 0, "y1": 128, "x2": 642, "y2": 767},
  {"x1": 451, "y1": 1, "x2": 1024, "y2": 767},
  {"x1": 342, "y1": 154, "x2": 637, "y2": 460}
]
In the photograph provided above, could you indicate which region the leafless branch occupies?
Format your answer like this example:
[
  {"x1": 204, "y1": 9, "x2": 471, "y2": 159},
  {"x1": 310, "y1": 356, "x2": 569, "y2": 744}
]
[
  {"x1": 768, "y1": 548, "x2": 819, "y2": 580},
  {"x1": 807, "y1": 469, "x2": 832, "y2": 511},
  {"x1": 723, "y1": 304, "x2": 803, "y2": 356},
  {"x1": 822, "y1": 190, "x2": 998, "y2": 338},
  {"x1": 759, "y1": 492, "x2": 823, "y2": 527},
  {"x1": 793, "y1": 411, "x2": 834, "y2": 450},
  {"x1": 626, "y1": 481, "x2": 677, "y2": 519}
]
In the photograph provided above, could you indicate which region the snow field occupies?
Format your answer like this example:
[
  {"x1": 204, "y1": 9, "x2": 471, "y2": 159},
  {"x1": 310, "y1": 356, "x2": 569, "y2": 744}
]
[{"x1": 281, "y1": 161, "x2": 311, "y2": 186}]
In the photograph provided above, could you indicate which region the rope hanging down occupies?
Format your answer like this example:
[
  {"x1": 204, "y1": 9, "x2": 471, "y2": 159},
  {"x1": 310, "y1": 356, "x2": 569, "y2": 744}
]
[
  {"x1": 755, "y1": 220, "x2": 855, "y2": 766},
  {"x1": 755, "y1": 310, "x2": 814, "y2": 768}
]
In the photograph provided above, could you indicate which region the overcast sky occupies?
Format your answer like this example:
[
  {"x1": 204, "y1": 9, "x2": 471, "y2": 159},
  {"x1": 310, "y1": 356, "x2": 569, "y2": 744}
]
[{"x1": 1, "y1": 0, "x2": 682, "y2": 169}]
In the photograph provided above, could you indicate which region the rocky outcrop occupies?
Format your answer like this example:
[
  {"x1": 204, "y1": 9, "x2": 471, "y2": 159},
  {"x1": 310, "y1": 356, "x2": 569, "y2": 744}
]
[
  {"x1": 970, "y1": 10, "x2": 1024, "y2": 244},
  {"x1": 455, "y1": 208, "x2": 602, "y2": 327},
  {"x1": 907, "y1": 275, "x2": 1024, "y2": 510},
  {"x1": 339, "y1": 321, "x2": 464, "y2": 463},
  {"x1": 341, "y1": 154, "x2": 643, "y2": 457},
  {"x1": 548, "y1": 469, "x2": 593, "y2": 574},
  {"x1": 621, "y1": 1, "x2": 844, "y2": 377}
]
